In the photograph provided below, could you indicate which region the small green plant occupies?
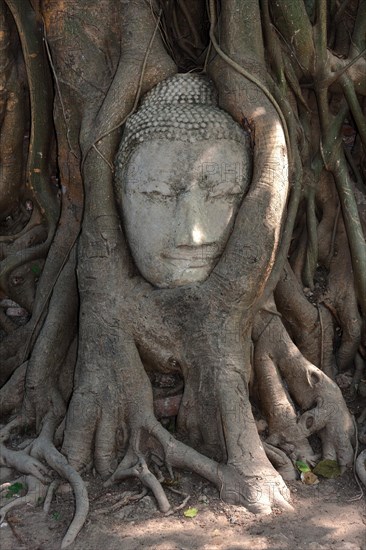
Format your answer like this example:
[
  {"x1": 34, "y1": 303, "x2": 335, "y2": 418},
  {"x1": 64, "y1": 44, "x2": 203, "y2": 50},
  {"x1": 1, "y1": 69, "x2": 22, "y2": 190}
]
[
  {"x1": 295, "y1": 460, "x2": 311, "y2": 473},
  {"x1": 5, "y1": 482, "x2": 24, "y2": 499},
  {"x1": 31, "y1": 264, "x2": 41, "y2": 276}
]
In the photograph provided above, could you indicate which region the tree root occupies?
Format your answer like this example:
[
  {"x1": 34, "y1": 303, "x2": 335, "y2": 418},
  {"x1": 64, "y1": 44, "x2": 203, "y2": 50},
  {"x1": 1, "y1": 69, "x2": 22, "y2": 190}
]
[
  {"x1": 155, "y1": 421, "x2": 293, "y2": 514},
  {"x1": 0, "y1": 332, "x2": 300, "y2": 543},
  {"x1": 105, "y1": 456, "x2": 171, "y2": 513},
  {"x1": 0, "y1": 444, "x2": 51, "y2": 483},
  {"x1": 29, "y1": 414, "x2": 89, "y2": 549},
  {"x1": 254, "y1": 302, "x2": 316, "y2": 464},
  {"x1": 0, "y1": 361, "x2": 27, "y2": 417},
  {"x1": 92, "y1": 487, "x2": 148, "y2": 516},
  {"x1": 43, "y1": 479, "x2": 60, "y2": 514},
  {"x1": 253, "y1": 302, "x2": 354, "y2": 470},
  {"x1": 357, "y1": 407, "x2": 366, "y2": 445},
  {"x1": 0, "y1": 411, "x2": 89, "y2": 549},
  {"x1": 263, "y1": 443, "x2": 297, "y2": 481},
  {"x1": 274, "y1": 261, "x2": 336, "y2": 378},
  {"x1": 0, "y1": 326, "x2": 32, "y2": 387},
  {"x1": 355, "y1": 449, "x2": 366, "y2": 489},
  {"x1": 164, "y1": 486, "x2": 191, "y2": 515},
  {"x1": 0, "y1": 475, "x2": 47, "y2": 524}
]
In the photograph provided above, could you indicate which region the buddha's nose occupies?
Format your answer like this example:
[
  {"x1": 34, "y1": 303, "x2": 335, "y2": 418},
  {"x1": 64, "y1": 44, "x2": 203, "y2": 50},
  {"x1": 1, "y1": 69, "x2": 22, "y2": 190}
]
[{"x1": 174, "y1": 193, "x2": 207, "y2": 247}]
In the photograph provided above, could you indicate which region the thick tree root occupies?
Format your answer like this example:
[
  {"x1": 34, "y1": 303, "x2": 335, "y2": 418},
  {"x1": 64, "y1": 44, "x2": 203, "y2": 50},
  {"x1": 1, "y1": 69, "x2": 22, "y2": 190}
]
[
  {"x1": 253, "y1": 301, "x2": 354, "y2": 469},
  {"x1": 0, "y1": 362, "x2": 27, "y2": 417},
  {"x1": 0, "y1": 444, "x2": 51, "y2": 483},
  {"x1": 275, "y1": 262, "x2": 336, "y2": 377},
  {"x1": 145, "y1": 421, "x2": 291, "y2": 514},
  {"x1": 355, "y1": 449, "x2": 366, "y2": 489},
  {"x1": 357, "y1": 407, "x2": 366, "y2": 445},
  {"x1": 253, "y1": 324, "x2": 318, "y2": 464},
  {"x1": 263, "y1": 443, "x2": 297, "y2": 481}
]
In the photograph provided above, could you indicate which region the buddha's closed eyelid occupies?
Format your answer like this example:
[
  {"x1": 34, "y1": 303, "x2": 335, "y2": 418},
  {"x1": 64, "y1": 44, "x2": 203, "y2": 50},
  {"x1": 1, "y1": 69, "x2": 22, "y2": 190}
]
[
  {"x1": 139, "y1": 189, "x2": 176, "y2": 199},
  {"x1": 129, "y1": 179, "x2": 175, "y2": 196}
]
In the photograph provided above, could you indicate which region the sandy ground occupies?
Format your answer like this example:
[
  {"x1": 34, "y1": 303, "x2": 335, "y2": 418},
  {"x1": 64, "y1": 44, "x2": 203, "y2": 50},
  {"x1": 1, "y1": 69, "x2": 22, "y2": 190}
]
[{"x1": 1, "y1": 467, "x2": 365, "y2": 550}]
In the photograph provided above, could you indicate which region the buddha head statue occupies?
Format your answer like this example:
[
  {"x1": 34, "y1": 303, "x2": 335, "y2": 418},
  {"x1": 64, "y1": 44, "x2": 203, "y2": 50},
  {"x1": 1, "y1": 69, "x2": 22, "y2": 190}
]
[{"x1": 115, "y1": 73, "x2": 252, "y2": 288}]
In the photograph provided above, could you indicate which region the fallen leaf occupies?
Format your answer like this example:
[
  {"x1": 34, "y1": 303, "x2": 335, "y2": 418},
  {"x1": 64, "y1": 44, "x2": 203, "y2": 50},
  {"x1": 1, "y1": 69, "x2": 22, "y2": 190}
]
[
  {"x1": 183, "y1": 507, "x2": 198, "y2": 518},
  {"x1": 301, "y1": 471, "x2": 319, "y2": 485},
  {"x1": 313, "y1": 459, "x2": 341, "y2": 478}
]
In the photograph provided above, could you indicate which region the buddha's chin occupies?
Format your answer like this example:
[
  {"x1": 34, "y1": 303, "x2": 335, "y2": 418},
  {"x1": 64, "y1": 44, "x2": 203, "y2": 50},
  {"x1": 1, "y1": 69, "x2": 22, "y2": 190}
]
[
  {"x1": 171, "y1": 266, "x2": 211, "y2": 287},
  {"x1": 147, "y1": 263, "x2": 215, "y2": 289}
]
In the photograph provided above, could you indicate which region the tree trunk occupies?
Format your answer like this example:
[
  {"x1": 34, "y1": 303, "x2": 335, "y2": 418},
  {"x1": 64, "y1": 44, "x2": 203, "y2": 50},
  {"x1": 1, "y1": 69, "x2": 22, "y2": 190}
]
[{"x1": 0, "y1": 1, "x2": 365, "y2": 547}]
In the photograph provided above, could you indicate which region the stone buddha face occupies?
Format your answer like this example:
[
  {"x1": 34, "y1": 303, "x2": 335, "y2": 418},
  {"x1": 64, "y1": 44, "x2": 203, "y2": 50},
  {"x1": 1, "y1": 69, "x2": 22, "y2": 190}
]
[
  {"x1": 120, "y1": 138, "x2": 251, "y2": 288},
  {"x1": 115, "y1": 73, "x2": 252, "y2": 288}
]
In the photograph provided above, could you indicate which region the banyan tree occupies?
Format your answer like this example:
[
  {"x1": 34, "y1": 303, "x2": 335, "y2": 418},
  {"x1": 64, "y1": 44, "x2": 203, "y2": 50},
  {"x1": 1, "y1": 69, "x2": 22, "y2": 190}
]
[{"x1": 0, "y1": 1, "x2": 365, "y2": 547}]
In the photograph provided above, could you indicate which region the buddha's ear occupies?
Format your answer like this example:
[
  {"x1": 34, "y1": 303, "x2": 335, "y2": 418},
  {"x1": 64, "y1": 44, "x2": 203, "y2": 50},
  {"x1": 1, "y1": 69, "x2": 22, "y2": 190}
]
[{"x1": 80, "y1": 0, "x2": 176, "y2": 159}]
